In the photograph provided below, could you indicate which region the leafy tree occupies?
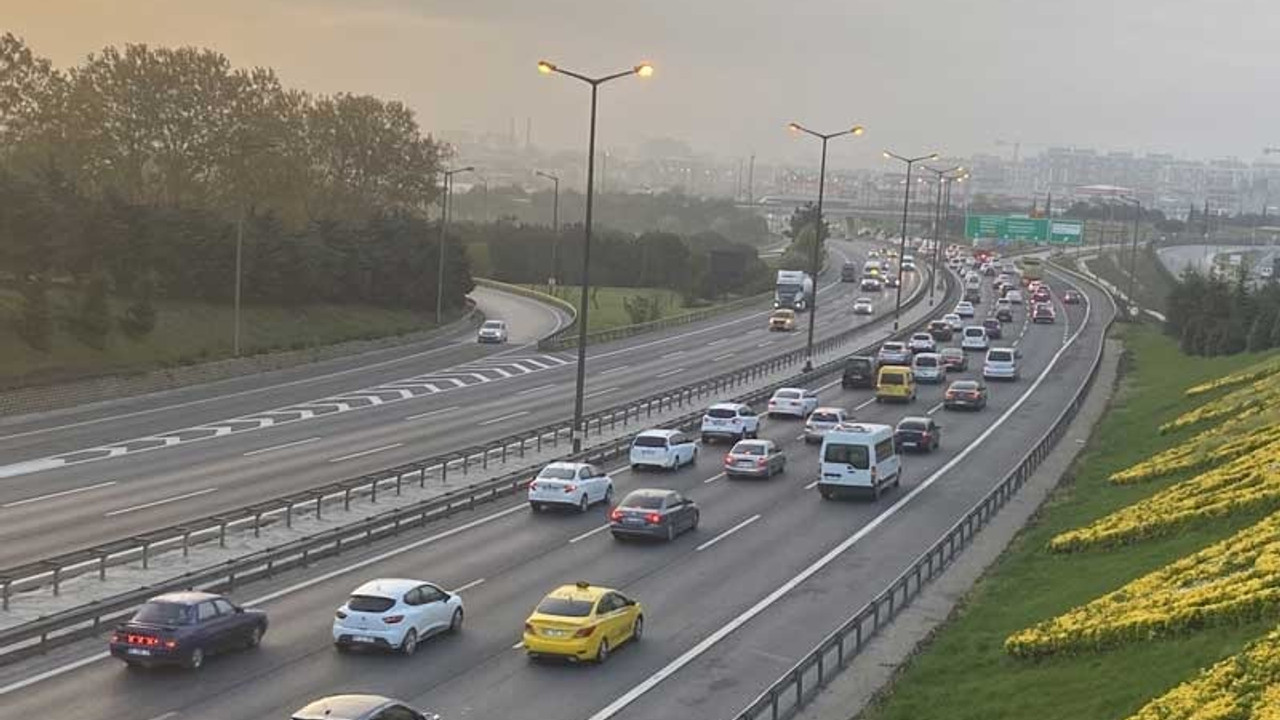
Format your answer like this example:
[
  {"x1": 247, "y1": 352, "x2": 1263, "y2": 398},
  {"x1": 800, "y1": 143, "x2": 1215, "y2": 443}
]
[
  {"x1": 15, "y1": 276, "x2": 53, "y2": 352},
  {"x1": 121, "y1": 271, "x2": 158, "y2": 338},
  {"x1": 73, "y1": 268, "x2": 112, "y2": 350}
]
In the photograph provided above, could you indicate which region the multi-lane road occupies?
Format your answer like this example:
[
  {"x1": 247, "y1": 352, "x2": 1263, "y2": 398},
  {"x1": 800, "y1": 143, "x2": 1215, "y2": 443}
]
[{"x1": 0, "y1": 251, "x2": 1114, "y2": 720}]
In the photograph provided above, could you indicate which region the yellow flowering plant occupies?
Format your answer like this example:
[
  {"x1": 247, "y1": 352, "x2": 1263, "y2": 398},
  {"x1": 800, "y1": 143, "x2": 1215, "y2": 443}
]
[{"x1": 1123, "y1": 624, "x2": 1280, "y2": 720}]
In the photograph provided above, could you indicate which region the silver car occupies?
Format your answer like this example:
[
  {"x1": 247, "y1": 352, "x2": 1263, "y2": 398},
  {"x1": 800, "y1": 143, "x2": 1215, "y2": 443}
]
[
  {"x1": 292, "y1": 695, "x2": 439, "y2": 720},
  {"x1": 803, "y1": 407, "x2": 847, "y2": 444},
  {"x1": 723, "y1": 439, "x2": 786, "y2": 478},
  {"x1": 877, "y1": 341, "x2": 912, "y2": 366}
]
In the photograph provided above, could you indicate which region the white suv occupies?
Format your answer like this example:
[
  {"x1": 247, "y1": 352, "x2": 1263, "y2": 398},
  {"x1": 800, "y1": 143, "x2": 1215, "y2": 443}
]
[
  {"x1": 768, "y1": 388, "x2": 819, "y2": 418},
  {"x1": 477, "y1": 320, "x2": 508, "y2": 343},
  {"x1": 528, "y1": 462, "x2": 613, "y2": 512},
  {"x1": 332, "y1": 579, "x2": 464, "y2": 655},
  {"x1": 701, "y1": 402, "x2": 760, "y2": 443},
  {"x1": 961, "y1": 325, "x2": 989, "y2": 351},
  {"x1": 629, "y1": 429, "x2": 698, "y2": 471}
]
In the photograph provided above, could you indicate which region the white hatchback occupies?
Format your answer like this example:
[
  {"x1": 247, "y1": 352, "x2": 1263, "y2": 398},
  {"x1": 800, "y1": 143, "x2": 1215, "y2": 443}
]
[
  {"x1": 629, "y1": 429, "x2": 698, "y2": 471},
  {"x1": 332, "y1": 578, "x2": 464, "y2": 655},
  {"x1": 768, "y1": 388, "x2": 819, "y2": 419},
  {"x1": 528, "y1": 462, "x2": 614, "y2": 512}
]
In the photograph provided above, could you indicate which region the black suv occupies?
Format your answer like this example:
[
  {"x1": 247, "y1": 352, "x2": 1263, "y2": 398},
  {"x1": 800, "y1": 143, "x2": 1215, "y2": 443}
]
[
  {"x1": 841, "y1": 355, "x2": 878, "y2": 389},
  {"x1": 109, "y1": 591, "x2": 268, "y2": 670}
]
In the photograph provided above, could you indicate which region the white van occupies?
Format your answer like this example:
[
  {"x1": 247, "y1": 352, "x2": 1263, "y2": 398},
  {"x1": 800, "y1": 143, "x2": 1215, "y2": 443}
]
[
  {"x1": 817, "y1": 423, "x2": 901, "y2": 500},
  {"x1": 629, "y1": 429, "x2": 698, "y2": 470}
]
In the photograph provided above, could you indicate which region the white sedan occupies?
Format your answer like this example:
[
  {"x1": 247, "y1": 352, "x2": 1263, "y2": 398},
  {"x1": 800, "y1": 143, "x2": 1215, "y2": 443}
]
[
  {"x1": 333, "y1": 579, "x2": 464, "y2": 655},
  {"x1": 954, "y1": 301, "x2": 976, "y2": 318},
  {"x1": 943, "y1": 313, "x2": 965, "y2": 331},
  {"x1": 853, "y1": 297, "x2": 875, "y2": 315},
  {"x1": 768, "y1": 387, "x2": 819, "y2": 419},
  {"x1": 528, "y1": 462, "x2": 614, "y2": 512},
  {"x1": 477, "y1": 320, "x2": 508, "y2": 343}
]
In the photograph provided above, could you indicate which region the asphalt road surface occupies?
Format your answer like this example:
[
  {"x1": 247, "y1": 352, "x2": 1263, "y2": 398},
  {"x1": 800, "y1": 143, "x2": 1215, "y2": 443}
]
[{"x1": 0, "y1": 263, "x2": 1113, "y2": 720}]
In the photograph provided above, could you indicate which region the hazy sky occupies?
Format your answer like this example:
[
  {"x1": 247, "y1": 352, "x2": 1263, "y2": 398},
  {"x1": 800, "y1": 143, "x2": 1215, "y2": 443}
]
[{"x1": 9, "y1": 0, "x2": 1280, "y2": 168}]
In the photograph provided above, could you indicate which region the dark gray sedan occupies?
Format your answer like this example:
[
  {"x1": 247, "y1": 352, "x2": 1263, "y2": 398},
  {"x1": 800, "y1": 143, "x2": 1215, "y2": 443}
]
[
  {"x1": 609, "y1": 489, "x2": 700, "y2": 542},
  {"x1": 722, "y1": 439, "x2": 786, "y2": 478}
]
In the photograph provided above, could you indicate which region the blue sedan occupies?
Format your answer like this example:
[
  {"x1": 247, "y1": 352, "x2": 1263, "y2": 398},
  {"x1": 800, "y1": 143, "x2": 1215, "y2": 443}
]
[{"x1": 109, "y1": 591, "x2": 267, "y2": 670}]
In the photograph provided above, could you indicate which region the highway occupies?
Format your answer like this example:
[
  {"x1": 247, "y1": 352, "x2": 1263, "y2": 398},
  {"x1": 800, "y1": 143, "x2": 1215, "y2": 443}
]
[
  {"x1": 0, "y1": 240, "x2": 913, "y2": 565},
  {"x1": 0, "y1": 261, "x2": 1114, "y2": 720}
]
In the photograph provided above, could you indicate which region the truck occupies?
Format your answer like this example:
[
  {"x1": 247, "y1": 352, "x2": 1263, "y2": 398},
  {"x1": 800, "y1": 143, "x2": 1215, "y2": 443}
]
[{"x1": 774, "y1": 269, "x2": 815, "y2": 311}]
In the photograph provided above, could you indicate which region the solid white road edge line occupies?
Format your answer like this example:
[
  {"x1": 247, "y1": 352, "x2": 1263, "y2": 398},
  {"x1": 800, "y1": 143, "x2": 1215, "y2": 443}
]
[
  {"x1": 585, "y1": 287, "x2": 1093, "y2": 720},
  {"x1": 2, "y1": 480, "x2": 118, "y2": 508},
  {"x1": 695, "y1": 514, "x2": 761, "y2": 552}
]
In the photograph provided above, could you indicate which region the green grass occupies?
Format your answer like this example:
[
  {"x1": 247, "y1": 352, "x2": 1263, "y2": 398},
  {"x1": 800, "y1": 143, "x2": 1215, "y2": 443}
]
[
  {"x1": 860, "y1": 325, "x2": 1280, "y2": 720},
  {"x1": 1086, "y1": 250, "x2": 1174, "y2": 315},
  {"x1": 0, "y1": 288, "x2": 436, "y2": 389},
  {"x1": 524, "y1": 285, "x2": 709, "y2": 334}
]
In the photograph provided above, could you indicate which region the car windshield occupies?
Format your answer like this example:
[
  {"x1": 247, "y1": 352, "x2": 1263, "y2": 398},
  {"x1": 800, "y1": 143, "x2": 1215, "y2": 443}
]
[
  {"x1": 538, "y1": 466, "x2": 576, "y2": 480},
  {"x1": 989, "y1": 351, "x2": 1013, "y2": 362},
  {"x1": 774, "y1": 390, "x2": 801, "y2": 400},
  {"x1": 347, "y1": 595, "x2": 397, "y2": 613},
  {"x1": 881, "y1": 373, "x2": 904, "y2": 385},
  {"x1": 482, "y1": 321, "x2": 503, "y2": 329},
  {"x1": 966, "y1": 328, "x2": 984, "y2": 336},
  {"x1": 912, "y1": 334, "x2": 930, "y2": 341},
  {"x1": 847, "y1": 358, "x2": 872, "y2": 371},
  {"x1": 882, "y1": 343, "x2": 904, "y2": 352},
  {"x1": 620, "y1": 492, "x2": 665, "y2": 509},
  {"x1": 916, "y1": 356, "x2": 937, "y2": 367},
  {"x1": 731, "y1": 442, "x2": 767, "y2": 455},
  {"x1": 810, "y1": 411, "x2": 840, "y2": 423},
  {"x1": 943, "y1": 349, "x2": 963, "y2": 358},
  {"x1": 825, "y1": 443, "x2": 870, "y2": 469},
  {"x1": 132, "y1": 601, "x2": 195, "y2": 625},
  {"x1": 707, "y1": 408, "x2": 738, "y2": 419},
  {"x1": 952, "y1": 381, "x2": 980, "y2": 391},
  {"x1": 632, "y1": 435, "x2": 668, "y2": 448},
  {"x1": 899, "y1": 419, "x2": 929, "y2": 431},
  {"x1": 536, "y1": 598, "x2": 595, "y2": 618}
]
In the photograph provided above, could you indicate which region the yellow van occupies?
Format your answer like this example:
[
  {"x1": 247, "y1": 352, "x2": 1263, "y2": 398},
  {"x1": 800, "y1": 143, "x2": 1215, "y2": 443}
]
[{"x1": 875, "y1": 365, "x2": 917, "y2": 403}]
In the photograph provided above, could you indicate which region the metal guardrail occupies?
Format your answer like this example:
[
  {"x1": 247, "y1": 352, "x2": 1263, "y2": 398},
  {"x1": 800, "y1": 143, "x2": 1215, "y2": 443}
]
[
  {"x1": 0, "y1": 268, "x2": 955, "y2": 664},
  {"x1": 732, "y1": 260, "x2": 1117, "y2": 720}
]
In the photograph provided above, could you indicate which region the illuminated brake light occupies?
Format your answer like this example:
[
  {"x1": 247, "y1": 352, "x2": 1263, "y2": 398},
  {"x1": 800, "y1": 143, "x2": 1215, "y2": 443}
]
[
  {"x1": 609, "y1": 508, "x2": 623, "y2": 521},
  {"x1": 646, "y1": 513, "x2": 662, "y2": 524},
  {"x1": 564, "y1": 484, "x2": 577, "y2": 493},
  {"x1": 383, "y1": 615, "x2": 405, "y2": 624},
  {"x1": 163, "y1": 640, "x2": 178, "y2": 649},
  {"x1": 574, "y1": 626, "x2": 597, "y2": 638},
  {"x1": 757, "y1": 457, "x2": 768, "y2": 467}
]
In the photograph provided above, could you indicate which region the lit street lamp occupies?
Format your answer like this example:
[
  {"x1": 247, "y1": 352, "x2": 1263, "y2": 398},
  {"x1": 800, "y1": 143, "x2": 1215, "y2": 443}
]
[
  {"x1": 436, "y1": 166, "x2": 474, "y2": 325},
  {"x1": 884, "y1": 150, "x2": 939, "y2": 329},
  {"x1": 537, "y1": 59, "x2": 653, "y2": 453},
  {"x1": 787, "y1": 121, "x2": 866, "y2": 371},
  {"x1": 535, "y1": 170, "x2": 561, "y2": 285},
  {"x1": 921, "y1": 165, "x2": 964, "y2": 306}
]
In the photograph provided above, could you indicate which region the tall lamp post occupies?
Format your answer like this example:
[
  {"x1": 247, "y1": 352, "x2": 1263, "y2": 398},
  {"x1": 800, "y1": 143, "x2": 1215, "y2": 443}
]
[
  {"x1": 787, "y1": 122, "x2": 865, "y2": 371},
  {"x1": 535, "y1": 170, "x2": 561, "y2": 285},
  {"x1": 937, "y1": 171, "x2": 968, "y2": 285},
  {"x1": 921, "y1": 165, "x2": 964, "y2": 306},
  {"x1": 1117, "y1": 195, "x2": 1142, "y2": 315},
  {"x1": 884, "y1": 150, "x2": 939, "y2": 329},
  {"x1": 436, "y1": 166, "x2": 474, "y2": 325},
  {"x1": 537, "y1": 59, "x2": 654, "y2": 453}
]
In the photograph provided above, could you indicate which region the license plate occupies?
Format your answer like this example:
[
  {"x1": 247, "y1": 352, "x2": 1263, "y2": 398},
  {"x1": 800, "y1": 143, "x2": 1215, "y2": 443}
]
[
  {"x1": 737, "y1": 460, "x2": 755, "y2": 467},
  {"x1": 902, "y1": 441, "x2": 917, "y2": 448},
  {"x1": 127, "y1": 648, "x2": 152, "y2": 656},
  {"x1": 544, "y1": 629, "x2": 568, "y2": 637},
  {"x1": 353, "y1": 636, "x2": 376, "y2": 644},
  {"x1": 624, "y1": 517, "x2": 644, "y2": 525}
]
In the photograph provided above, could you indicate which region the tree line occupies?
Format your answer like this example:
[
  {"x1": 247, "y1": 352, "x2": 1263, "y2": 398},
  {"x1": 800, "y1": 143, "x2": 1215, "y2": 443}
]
[
  {"x1": 0, "y1": 33, "x2": 469, "y2": 352},
  {"x1": 1167, "y1": 270, "x2": 1280, "y2": 356}
]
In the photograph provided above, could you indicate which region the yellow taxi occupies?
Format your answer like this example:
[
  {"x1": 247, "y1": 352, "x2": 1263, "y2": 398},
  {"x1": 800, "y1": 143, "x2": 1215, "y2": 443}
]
[
  {"x1": 523, "y1": 582, "x2": 644, "y2": 663},
  {"x1": 875, "y1": 365, "x2": 917, "y2": 403},
  {"x1": 768, "y1": 309, "x2": 796, "y2": 332}
]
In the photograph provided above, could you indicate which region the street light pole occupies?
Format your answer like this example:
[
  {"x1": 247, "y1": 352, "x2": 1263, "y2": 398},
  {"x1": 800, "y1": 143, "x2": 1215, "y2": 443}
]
[
  {"x1": 788, "y1": 122, "x2": 866, "y2": 371},
  {"x1": 538, "y1": 59, "x2": 653, "y2": 453},
  {"x1": 436, "y1": 166, "x2": 474, "y2": 325},
  {"x1": 536, "y1": 170, "x2": 560, "y2": 285},
  {"x1": 884, "y1": 151, "x2": 940, "y2": 330},
  {"x1": 921, "y1": 165, "x2": 964, "y2": 306},
  {"x1": 1118, "y1": 196, "x2": 1142, "y2": 311}
]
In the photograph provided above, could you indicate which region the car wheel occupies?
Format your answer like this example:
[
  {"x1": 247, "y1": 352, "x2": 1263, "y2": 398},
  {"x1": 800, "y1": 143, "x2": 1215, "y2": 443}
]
[
  {"x1": 604, "y1": 485, "x2": 614, "y2": 505},
  {"x1": 820, "y1": 488, "x2": 834, "y2": 500},
  {"x1": 666, "y1": 523, "x2": 676, "y2": 542},
  {"x1": 893, "y1": 473, "x2": 901, "y2": 488},
  {"x1": 334, "y1": 642, "x2": 350, "y2": 654},
  {"x1": 578, "y1": 495, "x2": 589, "y2": 513},
  {"x1": 690, "y1": 511, "x2": 700, "y2": 530},
  {"x1": 530, "y1": 502, "x2": 542, "y2": 512},
  {"x1": 596, "y1": 638, "x2": 611, "y2": 663},
  {"x1": 701, "y1": 435, "x2": 711, "y2": 444},
  {"x1": 245, "y1": 623, "x2": 263, "y2": 649},
  {"x1": 185, "y1": 646, "x2": 205, "y2": 671},
  {"x1": 449, "y1": 608, "x2": 464, "y2": 634},
  {"x1": 632, "y1": 616, "x2": 645, "y2": 642},
  {"x1": 400, "y1": 629, "x2": 418, "y2": 656}
]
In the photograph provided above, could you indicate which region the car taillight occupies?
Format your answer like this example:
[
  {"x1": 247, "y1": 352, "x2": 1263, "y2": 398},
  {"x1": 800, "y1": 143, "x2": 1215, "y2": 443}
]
[
  {"x1": 564, "y1": 484, "x2": 576, "y2": 493},
  {"x1": 921, "y1": 432, "x2": 930, "y2": 441},
  {"x1": 528, "y1": 481, "x2": 538, "y2": 491},
  {"x1": 609, "y1": 508, "x2": 623, "y2": 521},
  {"x1": 163, "y1": 640, "x2": 178, "y2": 649},
  {"x1": 646, "y1": 513, "x2": 662, "y2": 524},
  {"x1": 383, "y1": 615, "x2": 405, "y2": 624},
  {"x1": 574, "y1": 626, "x2": 597, "y2": 638},
  {"x1": 757, "y1": 457, "x2": 768, "y2": 467},
  {"x1": 945, "y1": 391, "x2": 955, "y2": 399},
  {"x1": 335, "y1": 610, "x2": 347, "y2": 620}
]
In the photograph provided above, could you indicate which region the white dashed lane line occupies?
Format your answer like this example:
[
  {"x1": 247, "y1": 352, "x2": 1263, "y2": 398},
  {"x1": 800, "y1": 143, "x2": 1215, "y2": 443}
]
[
  {"x1": 327, "y1": 443, "x2": 404, "y2": 463},
  {"x1": 695, "y1": 514, "x2": 761, "y2": 552},
  {"x1": 477, "y1": 411, "x2": 531, "y2": 427},
  {"x1": 405, "y1": 406, "x2": 460, "y2": 421},
  {"x1": 569, "y1": 524, "x2": 612, "y2": 544},
  {"x1": 2, "y1": 480, "x2": 118, "y2": 509},
  {"x1": 103, "y1": 487, "x2": 218, "y2": 517},
  {"x1": 655, "y1": 368, "x2": 685, "y2": 379},
  {"x1": 243, "y1": 436, "x2": 321, "y2": 457}
]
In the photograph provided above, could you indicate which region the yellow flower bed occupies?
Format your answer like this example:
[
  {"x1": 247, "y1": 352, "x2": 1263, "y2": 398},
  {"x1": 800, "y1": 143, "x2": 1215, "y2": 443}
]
[
  {"x1": 1124, "y1": 624, "x2": 1280, "y2": 720},
  {"x1": 1185, "y1": 355, "x2": 1280, "y2": 397},
  {"x1": 1009, "y1": 513, "x2": 1280, "y2": 658},
  {"x1": 1160, "y1": 374, "x2": 1280, "y2": 434},
  {"x1": 1052, "y1": 438, "x2": 1280, "y2": 552},
  {"x1": 1110, "y1": 419, "x2": 1280, "y2": 485}
]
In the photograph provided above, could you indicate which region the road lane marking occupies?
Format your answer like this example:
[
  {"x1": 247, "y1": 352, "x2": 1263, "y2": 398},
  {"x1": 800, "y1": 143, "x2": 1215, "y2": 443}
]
[
  {"x1": 243, "y1": 437, "x2": 321, "y2": 457},
  {"x1": 2, "y1": 481, "x2": 118, "y2": 508},
  {"x1": 853, "y1": 398, "x2": 877, "y2": 411},
  {"x1": 586, "y1": 284, "x2": 1097, "y2": 720},
  {"x1": 512, "y1": 641, "x2": 525, "y2": 650},
  {"x1": 712, "y1": 353, "x2": 736, "y2": 362},
  {"x1": 927, "y1": 402, "x2": 945, "y2": 415},
  {"x1": 655, "y1": 368, "x2": 685, "y2": 379},
  {"x1": 515, "y1": 384, "x2": 558, "y2": 396},
  {"x1": 661, "y1": 350, "x2": 685, "y2": 359},
  {"x1": 327, "y1": 443, "x2": 404, "y2": 463},
  {"x1": 695, "y1": 514, "x2": 761, "y2": 552},
  {"x1": 569, "y1": 524, "x2": 612, "y2": 544},
  {"x1": 597, "y1": 365, "x2": 631, "y2": 376},
  {"x1": 584, "y1": 387, "x2": 618, "y2": 400},
  {"x1": 477, "y1": 411, "x2": 530, "y2": 427},
  {"x1": 405, "y1": 405, "x2": 461, "y2": 421},
  {"x1": 804, "y1": 480, "x2": 820, "y2": 490},
  {"x1": 104, "y1": 487, "x2": 218, "y2": 517},
  {"x1": 703, "y1": 472, "x2": 725, "y2": 484},
  {"x1": 453, "y1": 578, "x2": 486, "y2": 593},
  {"x1": 145, "y1": 713, "x2": 178, "y2": 720},
  {"x1": 756, "y1": 341, "x2": 775, "y2": 348}
]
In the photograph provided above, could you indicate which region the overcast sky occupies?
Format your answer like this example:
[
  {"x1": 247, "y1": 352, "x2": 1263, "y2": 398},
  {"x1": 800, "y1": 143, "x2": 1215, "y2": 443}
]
[{"x1": 10, "y1": 0, "x2": 1280, "y2": 168}]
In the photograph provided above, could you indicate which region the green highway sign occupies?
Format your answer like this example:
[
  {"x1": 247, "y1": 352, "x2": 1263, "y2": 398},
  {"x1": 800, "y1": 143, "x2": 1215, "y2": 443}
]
[{"x1": 964, "y1": 214, "x2": 1084, "y2": 245}]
